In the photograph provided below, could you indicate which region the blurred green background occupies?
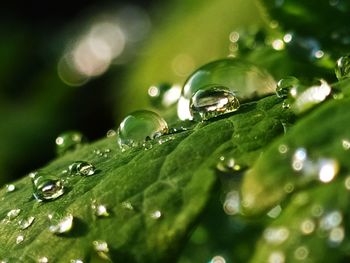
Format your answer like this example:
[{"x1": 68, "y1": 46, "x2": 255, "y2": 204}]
[{"x1": 0, "y1": 0, "x2": 265, "y2": 185}]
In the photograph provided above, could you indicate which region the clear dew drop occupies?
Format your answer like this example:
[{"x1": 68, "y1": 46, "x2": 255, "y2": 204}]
[
  {"x1": 91, "y1": 201, "x2": 109, "y2": 217},
  {"x1": 19, "y1": 216, "x2": 35, "y2": 230},
  {"x1": 6, "y1": 184, "x2": 16, "y2": 192},
  {"x1": 49, "y1": 214, "x2": 74, "y2": 234},
  {"x1": 268, "y1": 251, "x2": 285, "y2": 263},
  {"x1": 7, "y1": 209, "x2": 21, "y2": 220},
  {"x1": 150, "y1": 210, "x2": 162, "y2": 220},
  {"x1": 69, "y1": 161, "x2": 96, "y2": 177},
  {"x1": 106, "y1": 129, "x2": 117, "y2": 138},
  {"x1": 16, "y1": 235, "x2": 24, "y2": 244},
  {"x1": 292, "y1": 79, "x2": 332, "y2": 114},
  {"x1": 210, "y1": 255, "x2": 226, "y2": 263},
  {"x1": 335, "y1": 55, "x2": 350, "y2": 80},
  {"x1": 178, "y1": 58, "x2": 276, "y2": 120},
  {"x1": 32, "y1": 172, "x2": 64, "y2": 202},
  {"x1": 267, "y1": 205, "x2": 282, "y2": 219},
  {"x1": 55, "y1": 131, "x2": 86, "y2": 156},
  {"x1": 276, "y1": 76, "x2": 300, "y2": 98},
  {"x1": 189, "y1": 86, "x2": 240, "y2": 121},
  {"x1": 117, "y1": 110, "x2": 168, "y2": 151},
  {"x1": 38, "y1": 257, "x2": 49, "y2": 263},
  {"x1": 148, "y1": 83, "x2": 182, "y2": 108}
]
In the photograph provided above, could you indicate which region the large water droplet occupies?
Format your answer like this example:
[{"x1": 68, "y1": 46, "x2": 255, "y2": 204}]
[
  {"x1": 276, "y1": 76, "x2": 300, "y2": 98},
  {"x1": 49, "y1": 214, "x2": 74, "y2": 234},
  {"x1": 148, "y1": 83, "x2": 182, "y2": 108},
  {"x1": 6, "y1": 184, "x2": 16, "y2": 193},
  {"x1": 16, "y1": 235, "x2": 24, "y2": 244},
  {"x1": 55, "y1": 131, "x2": 86, "y2": 156},
  {"x1": 335, "y1": 55, "x2": 350, "y2": 80},
  {"x1": 178, "y1": 58, "x2": 276, "y2": 120},
  {"x1": 19, "y1": 216, "x2": 35, "y2": 230},
  {"x1": 117, "y1": 110, "x2": 168, "y2": 151},
  {"x1": 189, "y1": 86, "x2": 240, "y2": 121},
  {"x1": 69, "y1": 161, "x2": 96, "y2": 177},
  {"x1": 32, "y1": 172, "x2": 64, "y2": 202}
]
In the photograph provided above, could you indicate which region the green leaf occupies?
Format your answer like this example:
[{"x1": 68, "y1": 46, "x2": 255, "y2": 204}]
[
  {"x1": 0, "y1": 95, "x2": 291, "y2": 262},
  {"x1": 241, "y1": 81, "x2": 350, "y2": 216},
  {"x1": 250, "y1": 180, "x2": 350, "y2": 263}
]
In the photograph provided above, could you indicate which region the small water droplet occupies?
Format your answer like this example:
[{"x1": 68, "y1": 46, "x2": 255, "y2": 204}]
[
  {"x1": 19, "y1": 216, "x2": 35, "y2": 230},
  {"x1": 69, "y1": 161, "x2": 96, "y2": 177},
  {"x1": 7, "y1": 209, "x2": 21, "y2": 220},
  {"x1": 49, "y1": 214, "x2": 74, "y2": 234},
  {"x1": 210, "y1": 255, "x2": 226, "y2": 263},
  {"x1": 342, "y1": 139, "x2": 350, "y2": 150},
  {"x1": 150, "y1": 210, "x2": 162, "y2": 219},
  {"x1": 335, "y1": 55, "x2": 350, "y2": 80},
  {"x1": 91, "y1": 201, "x2": 109, "y2": 217},
  {"x1": 148, "y1": 83, "x2": 182, "y2": 108},
  {"x1": 38, "y1": 257, "x2": 49, "y2": 263},
  {"x1": 117, "y1": 110, "x2": 168, "y2": 151},
  {"x1": 32, "y1": 172, "x2": 64, "y2": 202},
  {"x1": 294, "y1": 246, "x2": 309, "y2": 260},
  {"x1": 263, "y1": 227, "x2": 290, "y2": 245},
  {"x1": 276, "y1": 76, "x2": 300, "y2": 98},
  {"x1": 93, "y1": 240, "x2": 110, "y2": 260},
  {"x1": 16, "y1": 235, "x2": 24, "y2": 244},
  {"x1": 106, "y1": 129, "x2": 117, "y2": 138},
  {"x1": 55, "y1": 131, "x2": 86, "y2": 156},
  {"x1": 268, "y1": 251, "x2": 285, "y2": 263},
  {"x1": 267, "y1": 205, "x2": 282, "y2": 219},
  {"x1": 6, "y1": 184, "x2": 16, "y2": 192},
  {"x1": 190, "y1": 86, "x2": 240, "y2": 121}
]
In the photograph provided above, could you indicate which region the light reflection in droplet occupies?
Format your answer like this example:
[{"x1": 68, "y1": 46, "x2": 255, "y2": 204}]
[
  {"x1": 318, "y1": 159, "x2": 339, "y2": 183},
  {"x1": 223, "y1": 191, "x2": 240, "y2": 215},
  {"x1": 16, "y1": 235, "x2": 24, "y2": 244},
  {"x1": 210, "y1": 255, "x2": 226, "y2": 263},
  {"x1": 283, "y1": 33, "x2": 293, "y2": 43},
  {"x1": 272, "y1": 39, "x2": 285, "y2": 50},
  {"x1": 342, "y1": 139, "x2": 350, "y2": 150},
  {"x1": 229, "y1": 31, "x2": 240, "y2": 43},
  {"x1": 150, "y1": 210, "x2": 162, "y2": 219}
]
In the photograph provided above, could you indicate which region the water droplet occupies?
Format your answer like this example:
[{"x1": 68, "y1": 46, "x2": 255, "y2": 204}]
[
  {"x1": 335, "y1": 55, "x2": 350, "y2": 80},
  {"x1": 189, "y1": 86, "x2": 240, "y2": 121},
  {"x1": 49, "y1": 214, "x2": 74, "y2": 234},
  {"x1": 117, "y1": 110, "x2": 168, "y2": 151},
  {"x1": 263, "y1": 227, "x2": 290, "y2": 245},
  {"x1": 6, "y1": 184, "x2": 16, "y2": 192},
  {"x1": 19, "y1": 216, "x2": 35, "y2": 230},
  {"x1": 150, "y1": 210, "x2": 162, "y2": 219},
  {"x1": 276, "y1": 76, "x2": 300, "y2": 98},
  {"x1": 300, "y1": 219, "x2": 315, "y2": 235},
  {"x1": 342, "y1": 139, "x2": 350, "y2": 150},
  {"x1": 69, "y1": 161, "x2": 96, "y2": 177},
  {"x1": 318, "y1": 159, "x2": 339, "y2": 183},
  {"x1": 55, "y1": 131, "x2": 87, "y2": 156},
  {"x1": 148, "y1": 83, "x2": 182, "y2": 108},
  {"x1": 267, "y1": 205, "x2": 282, "y2": 219},
  {"x1": 223, "y1": 191, "x2": 240, "y2": 215},
  {"x1": 210, "y1": 255, "x2": 226, "y2": 263},
  {"x1": 38, "y1": 257, "x2": 49, "y2": 263},
  {"x1": 178, "y1": 58, "x2": 276, "y2": 120},
  {"x1": 93, "y1": 240, "x2": 110, "y2": 260},
  {"x1": 294, "y1": 246, "x2": 309, "y2": 261},
  {"x1": 7, "y1": 209, "x2": 21, "y2": 220},
  {"x1": 32, "y1": 172, "x2": 64, "y2": 202},
  {"x1": 91, "y1": 201, "x2": 109, "y2": 217},
  {"x1": 106, "y1": 129, "x2": 117, "y2": 138},
  {"x1": 268, "y1": 251, "x2": 285, "y2": 263},
  {"x1": 292, "y1": 79, "x2": 331, "y2": 114},
  {"x1": 16, "y1": 235, "x2": 24, "y2": 244}
]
